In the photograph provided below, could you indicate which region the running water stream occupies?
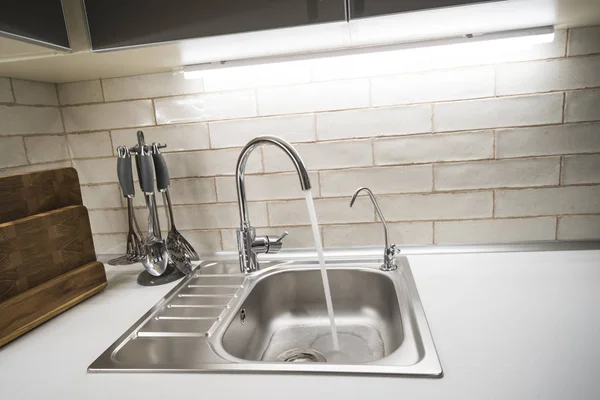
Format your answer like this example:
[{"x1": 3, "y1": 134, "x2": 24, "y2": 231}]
[{"x1": 303, "y1": 190, "x2": 339, "y2": 351}]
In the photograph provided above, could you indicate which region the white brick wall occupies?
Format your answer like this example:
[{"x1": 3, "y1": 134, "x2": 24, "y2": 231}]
[
  {"x1": 561, "y1": 155, "x2": 600, "y2": 184},
  {"x1": 155, "y1": 91, "x2": 257, "y2": 124},
  {"x1": 565, "y1": 89, "x2": 600, "y2": 123},
  {"x1": 434, "y1": 158, "x2": 560, "y2": 190},
  {"x1": 374, "y1": 131, "x2": 494, "y2": 164},
  {"x1": 2, "y1": 26, "x2": 599, "y2": 254},
  {"x1": 371, "y1": 66, "x2": 495, "y2": 106},
  {"x1": 316, "y1": 105, "x2": 431, "y2": 140},
  {"x1": 435, "y1": 218, "x2": 557, "y2": 244},
  {"x1": 433, "y1": 93, "x2": 563, "y2": 132},
  {"x1": 256, "y1": 79, "x2": 370, "y2": 115}
]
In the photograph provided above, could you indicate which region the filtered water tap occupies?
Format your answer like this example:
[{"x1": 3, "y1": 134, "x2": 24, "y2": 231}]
[{"x1": 350, "y1": 187, "x2": 399, "y2": 271}]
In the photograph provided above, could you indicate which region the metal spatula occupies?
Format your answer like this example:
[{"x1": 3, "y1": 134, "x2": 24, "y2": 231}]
[{"x1": 152, "y1": 143, "x2": 199, "y2": 275}]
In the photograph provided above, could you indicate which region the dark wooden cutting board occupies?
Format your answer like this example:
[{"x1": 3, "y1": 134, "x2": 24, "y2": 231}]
[
  {"x1": 0, "y1": 205, "x2": 97, "y2": 303},
  {"x1": 0, "y1": 167, "x2": 82, "y2": 224}
]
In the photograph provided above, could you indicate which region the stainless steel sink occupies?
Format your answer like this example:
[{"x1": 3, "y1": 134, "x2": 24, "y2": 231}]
[{"x1": 89, "y1": 254, "x2": 442, "y2": 376}]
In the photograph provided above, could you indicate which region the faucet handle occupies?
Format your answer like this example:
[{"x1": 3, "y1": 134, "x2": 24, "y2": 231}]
[
  {"x1": 275, "y1": 231, "x2": 288, "y2": 243},
  {"x1": 267, "y1": 231, "x2": 288, "y2": 253}
]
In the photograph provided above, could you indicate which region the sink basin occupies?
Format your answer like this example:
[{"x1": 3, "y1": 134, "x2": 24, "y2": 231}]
[
  {"x1": 221, "y1": 268, "x2": 406, "y2": 363},
  {"x1": 89, "y1": 255, "x2": 442, "y2": 376}
]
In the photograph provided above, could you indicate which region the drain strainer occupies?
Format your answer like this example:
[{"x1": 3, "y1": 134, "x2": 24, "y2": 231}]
[{"x1": 276, "y1": 348, "x2": 327, "y2": 363}]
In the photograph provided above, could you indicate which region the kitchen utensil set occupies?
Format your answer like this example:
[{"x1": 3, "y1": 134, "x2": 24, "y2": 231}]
[{"x1": 107, "y1": 131, "x2": 198, "y2": 278}]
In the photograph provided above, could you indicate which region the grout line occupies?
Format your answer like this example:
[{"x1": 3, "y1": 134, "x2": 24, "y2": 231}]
[
  {"x1": 431, "y1": 164, "x2": 436, "y2": 191},
  {"x1": 8, "y1": 78, "x2": 16, "y2": 103},
  {"x1": 58, "y1": 103, "x2": 67, "y2": 135},
  {"x1": 562, "y1": 92, "x2": 567, "y2": 123},
  {"x1": 559, "y1": 156, "x2": 564, "y2": 185},
  {"x1": 151, "y1": 99, "x2": 158, "y2": 125},
  {"x1": 206, "y1": 123, "x2": 213, "y2": 149},
  {"x1": 317, "y1": 171, "x2": 323, "y2": 198},
  {"x1": 108, "y1": 130, "x2": 116, "y2": 156},
  {"x1": 492, "y1": 190, "x2": 496, "y2": 217},
  {"x1": 265, "y1": 202, "x2": 271, "y2": 226},
  {"x1": 492, "y1": 129, "x2": 497, "y2": 159},
  {"x1": 565, "y1": 28, "x2": 571, "y2": 57},
  {"x1": 99, "y1": 79, "x2": 106, "y2": 102},
  {"x1": 219, "y1": 230, "x2": 225, "y2": 251},
  {"x1": 432, "y1": 221, "x2": 436, "y2": 244},
  {"x1": 53, "y1": 83, "x2": 62, "y2": 111},
  {"x1": 260, "y1": 147, "x2": 266, "y2": 173},
  {"x1": 21, "y1": 136, "x2": 31, "y2": 165},
  {"x1": 370, "y1": 138, "x2": 375, "y2": 166},
  {"x1": 0, "y1": 101, "x2": 67, "y2": 108},
  {"x1": 212, "y1": 177, "x2": 219, "y2": 202},
  {"x1": 555, "y1": 216, "x2": 560, "y2": 240}
]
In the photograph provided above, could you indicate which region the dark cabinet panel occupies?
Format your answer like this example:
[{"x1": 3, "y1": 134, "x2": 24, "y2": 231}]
[
  {"x1": 84, "y1": 0, "x2": 347, "y2": 51},
  {"x1": 349, "y1": 0, "x2": 502, "y2": 19},
  {"x1": 0, "y1": 0, "x2": 69, "y2": 49}
]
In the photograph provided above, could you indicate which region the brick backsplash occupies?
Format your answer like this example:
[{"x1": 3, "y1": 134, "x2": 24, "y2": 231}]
[{"x1": 2, "y1": 26, "x2": 600, "y2": 254}]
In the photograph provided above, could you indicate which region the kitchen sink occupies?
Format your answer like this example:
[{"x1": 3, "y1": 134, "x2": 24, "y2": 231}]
[
  {"x1": 89, "y1": 254, "x2": 442, "y2": 376},
  {"x1": 221, "y1": 268, "x2": 406, "y2": 363}
]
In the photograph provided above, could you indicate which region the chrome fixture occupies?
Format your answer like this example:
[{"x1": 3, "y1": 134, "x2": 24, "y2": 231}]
[
  {"x1": 236, "y1": 136, "x2": 311, "y2": 273},
  {"x1": 350, "y1": 187, "x2": 398, "y2": 271}
]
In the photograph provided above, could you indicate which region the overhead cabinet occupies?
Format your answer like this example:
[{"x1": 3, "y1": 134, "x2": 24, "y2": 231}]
[
  {"x1": 83, "y1": 0, "x2": 347, "y2": 51},
  {"x1": 0, "y1": 0, "x2": 69, "y2": 50},
  {"x1": 348, "y1": 0, "x2": 503, "y2": 19}
]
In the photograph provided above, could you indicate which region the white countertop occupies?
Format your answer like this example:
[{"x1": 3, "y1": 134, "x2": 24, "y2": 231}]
[{"x1": 1, "y1": 250, "x2": 599, "y2": 399}]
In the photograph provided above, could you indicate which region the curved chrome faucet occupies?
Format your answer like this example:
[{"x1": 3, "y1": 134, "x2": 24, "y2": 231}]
[
  {"x1": 236, "y1": 136, "x2": 311, "y2": 273},
  {"x1": 350, "y1": 187, "x2": 398, "y2": 271}
]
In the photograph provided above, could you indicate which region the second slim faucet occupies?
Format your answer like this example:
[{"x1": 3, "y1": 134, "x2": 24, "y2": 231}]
[{"x1": 350, "y1": 187, "x2": 398, "y2": 271}]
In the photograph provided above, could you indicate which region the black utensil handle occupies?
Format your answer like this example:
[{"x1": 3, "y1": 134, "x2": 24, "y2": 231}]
[
  {"x1": 135, "y1": 154, "x2": 143, "y2": 186},
  {"x1": 138, "y1": 150, "x2": 155, "y2": 194},
  {"x1": 152, "y1": 147, "x2": 170, "y2": 191},
  {"x1": 117, "y1": 153, "x2": 135, "y2": 197}
]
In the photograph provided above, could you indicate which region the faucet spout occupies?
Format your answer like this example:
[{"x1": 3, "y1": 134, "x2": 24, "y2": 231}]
[
  {"x1": 236, "y1": 136, "x2": 311, "y2": 272},
  {"x1": 350, "y1": 187, "x2": 398, "y2": 271}
]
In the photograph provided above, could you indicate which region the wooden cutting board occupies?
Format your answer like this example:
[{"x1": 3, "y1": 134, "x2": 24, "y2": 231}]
[
  {"x1": 0, "y1": 167, "x2": 82, "y2": 224},
  {"x1": 0, "y1": 261, "x2": 106, "y2": 348},
  {"x1": 0, "y1": 205, "x2": 96, "y2": 303}
]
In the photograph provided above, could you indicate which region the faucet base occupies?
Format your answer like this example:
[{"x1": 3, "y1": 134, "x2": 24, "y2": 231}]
[{"x1": 237, "y1": 227, "x2": 259, "y2": 273}]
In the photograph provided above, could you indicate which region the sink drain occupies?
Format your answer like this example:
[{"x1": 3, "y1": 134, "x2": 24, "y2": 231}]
[{"x1": 276, "y1": 348, "x2": 327, "y2": 363}]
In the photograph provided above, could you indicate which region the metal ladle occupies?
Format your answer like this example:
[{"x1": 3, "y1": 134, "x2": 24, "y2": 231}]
[{"x1": 136, "y1": 140, "x2": 168, "y2": 276}]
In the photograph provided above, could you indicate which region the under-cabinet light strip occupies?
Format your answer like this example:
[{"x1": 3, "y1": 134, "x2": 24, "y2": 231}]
[{"x1": 183, "y1": 25, "x2": 554, "y2": 79}]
